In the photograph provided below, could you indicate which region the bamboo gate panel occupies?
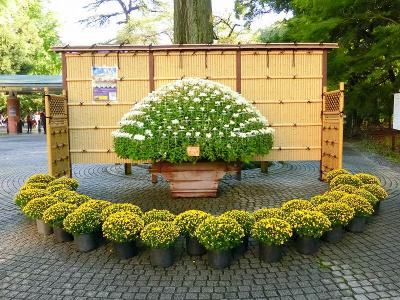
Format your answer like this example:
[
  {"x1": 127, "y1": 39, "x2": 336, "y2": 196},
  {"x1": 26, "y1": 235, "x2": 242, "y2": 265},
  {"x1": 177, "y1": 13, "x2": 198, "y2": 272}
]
[
  {"x1": 321, "y1": 83, "x2": 345, "y2": 180},
  {"x1": 44, "y1": 89, "x2": 71, "y2": 178},
  {"x1": 52, "y1": 44, "x2": 341, "y2": 178}
]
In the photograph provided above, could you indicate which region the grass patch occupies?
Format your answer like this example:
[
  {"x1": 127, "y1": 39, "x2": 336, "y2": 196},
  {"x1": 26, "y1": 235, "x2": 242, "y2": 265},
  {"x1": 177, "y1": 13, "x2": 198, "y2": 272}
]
[{"x1": 355, "y1": 138, "x2": 400, "y2": 163}]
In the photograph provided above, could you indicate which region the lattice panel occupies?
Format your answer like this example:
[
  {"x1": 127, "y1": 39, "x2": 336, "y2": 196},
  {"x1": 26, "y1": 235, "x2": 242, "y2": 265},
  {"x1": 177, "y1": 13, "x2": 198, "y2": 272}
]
[
  {"x1": 324, "y1": 91, "x2": 341, "y2": 112},
  {"x1": 49, "y1": 95, "x2": 67, "y2": 117}
]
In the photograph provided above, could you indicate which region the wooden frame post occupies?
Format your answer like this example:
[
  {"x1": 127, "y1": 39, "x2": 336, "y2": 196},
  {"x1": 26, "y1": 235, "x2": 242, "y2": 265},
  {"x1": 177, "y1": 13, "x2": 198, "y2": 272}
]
[
  {"x1": 44, "y1": 87, "x2": 53, "y2": 176},
  {"x1": 124, "y1": 163, "x2": 132, "y2": 175}
]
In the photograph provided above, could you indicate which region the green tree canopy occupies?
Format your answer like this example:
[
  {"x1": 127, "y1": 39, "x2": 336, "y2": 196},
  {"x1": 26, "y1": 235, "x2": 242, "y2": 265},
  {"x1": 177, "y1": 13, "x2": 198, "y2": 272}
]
[{"x1": 239, "y1": 0, "x2": 400, "y2": 125}]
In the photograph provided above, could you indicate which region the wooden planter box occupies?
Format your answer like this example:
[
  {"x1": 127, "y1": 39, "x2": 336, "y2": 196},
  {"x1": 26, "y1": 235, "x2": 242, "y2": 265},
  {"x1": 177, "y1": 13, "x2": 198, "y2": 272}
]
[{"x1": 150, "y1": 162, "x2": 240, "y2": 198}]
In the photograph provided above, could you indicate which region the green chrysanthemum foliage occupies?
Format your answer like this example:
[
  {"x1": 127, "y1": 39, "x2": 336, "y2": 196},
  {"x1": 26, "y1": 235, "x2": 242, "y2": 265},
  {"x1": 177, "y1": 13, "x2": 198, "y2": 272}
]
[
  {"x1": 63, "y1": 207, "x2": 101, "y2": 235},
  {"x1": 42, "y1": 203, "x2": 78, "y2": 227},
  {"x1": 354, "y1": 173, "x2": 381, "y2": 185},
  {"x1": 140, "y1": 221, "x2": 180, "y2": 249},
  {"x1": 143, "y1": 209, "x2": 175, "y2": 225},
  {"x1": 173, "y1": 210, "x2": 211, "y2": 238},
  {"x1": 46, "y1": 184, "x2": 73, "y2": 194},
  {"x1": 100, "y1": 203, "x2": 143, "y2": 222},
  {"x1": 195, "y1": 216, "x2": 245, "y2": 251},
  {"x1": 331, "y1": 184, "x2": 358, "y2": 194},
  {"x1": 253, "y1": 208, "x2": 286, "y2": 221},
  {"x1": 310, "y1": 195, "x2": 336, "y2": 206},
  {"x1": 355, "y1": 189, "x2": 379, "y2": 206},
  {"x1": 20, "y1": 182, "x2": 48, "y2": 191},
  {"x1": 102, "y1": 211, "x2": 144, "y2": 243},
  {"x1": 251, "y1": 218, "x2": 293, "y2": 246},
  {"x1": 324, "y1": 190, "x2": 349, "y2": 201},
  {"x1": 287, "y1": 210, "x2": 331, "y2": 238},
  {"x1": 79, "y1": 199, "x2": 111, "y2": 214},
  {"x1": 361, "y1": 184, "x2": 388, "y2": 201},
  {"x1": 53, "y1": 190, "x2": 91, "y2": 206},
  {"x1": 14, "y1": 189, "x2": 50, "y2": 208},
  {"x1": 339, "y1": 195, "x2": 374, "y2": 217},
  {"x1": 22, "y1": 196, "x2": 60, "y2": 220},
  {"x1": 220, "y1": 210, "x2": 255, "y2": 235},
  {"x1": 326, "y1": 169, "x2": 351, "y2": 183},
  {"x1": 330, "y1": 174, "x2": 363, "y2": 189},
  {"x1": 113, "y1": 78, "x2": 274, "y2": 164},
  {"x1": 48, "y1": 177, "x2": 79, "y2": 191},
  {"x1": 281, "y1": 199, "x2": 314, "y2": 214},
  {"x1": 316, "y1": 202, "x2": 355, "y2": 227},
  {"x1": 25, "y1": 174, "x2": 55, "y2": 184}
]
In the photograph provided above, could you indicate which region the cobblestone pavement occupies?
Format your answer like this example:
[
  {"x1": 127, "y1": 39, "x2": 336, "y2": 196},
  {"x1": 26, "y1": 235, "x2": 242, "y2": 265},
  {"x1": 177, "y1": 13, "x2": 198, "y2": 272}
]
[{"x1": 0, "y1": 134, "x2": 399, "y2": 300}]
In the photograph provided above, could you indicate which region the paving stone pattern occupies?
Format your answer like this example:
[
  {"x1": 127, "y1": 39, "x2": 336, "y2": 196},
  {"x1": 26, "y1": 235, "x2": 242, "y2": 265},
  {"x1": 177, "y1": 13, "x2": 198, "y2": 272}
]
[{"x1": 0, "y1": 135, "x2": 400, "y2": 299}]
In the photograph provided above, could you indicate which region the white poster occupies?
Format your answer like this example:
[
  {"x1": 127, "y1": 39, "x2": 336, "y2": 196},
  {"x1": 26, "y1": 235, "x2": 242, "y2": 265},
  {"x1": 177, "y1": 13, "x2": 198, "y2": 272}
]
[{"x1": 394, "y1": 93, "x2": 400, "y2": 130}]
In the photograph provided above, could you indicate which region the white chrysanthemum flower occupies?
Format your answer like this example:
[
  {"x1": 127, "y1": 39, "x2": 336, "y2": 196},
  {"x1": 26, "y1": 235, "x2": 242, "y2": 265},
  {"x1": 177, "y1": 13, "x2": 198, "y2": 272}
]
[
  {"x1": 112, "y1": 130, "x2": 132, "y2": 139},
  {"x1": 171, "y1": 119, "x2": 179, "y2": 124},
  {"x1": 195, "y1": 132, "x2": 201, "y2": 137},
  {"x1": 186, "y1": 132, "x2": 191, "y2": 137},
  {"x1": 199, "y1": 92, "x2": 207, "y2": 97},
  {"x1": 206, "y1": 133, "x2": 212, "y2": 139},
  {"x1": 193, "y1": 97, "x2": 201, "y2": 103},
  {"x1": 133, "y1": 134, "x2": 145, "y2": 141}
]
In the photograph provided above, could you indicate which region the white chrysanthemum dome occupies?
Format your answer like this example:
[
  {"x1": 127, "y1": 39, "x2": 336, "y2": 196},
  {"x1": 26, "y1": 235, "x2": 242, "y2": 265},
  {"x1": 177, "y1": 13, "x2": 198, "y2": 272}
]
[{"x1": 113, "y1": 78, "x2": 273, "y2": 163}]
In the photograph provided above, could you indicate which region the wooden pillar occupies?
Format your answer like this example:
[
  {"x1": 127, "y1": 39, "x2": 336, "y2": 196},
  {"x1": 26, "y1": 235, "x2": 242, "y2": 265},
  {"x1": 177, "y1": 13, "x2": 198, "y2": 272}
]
[
  {"x1": 260, "y1": 162, "x2": 268, "y2": 174},
  {"x1": 124, "y1": 163, "x2": 132, "y2": 175},
  {"x1": 44, "y1": 88, "x2": 53, "y2": 176},
  {"x1": 151, "y1": 174, "x2": 158, "y2": 184},
  {"x1": 6, "y1": 92, "x2": 20, "y2": 134}
]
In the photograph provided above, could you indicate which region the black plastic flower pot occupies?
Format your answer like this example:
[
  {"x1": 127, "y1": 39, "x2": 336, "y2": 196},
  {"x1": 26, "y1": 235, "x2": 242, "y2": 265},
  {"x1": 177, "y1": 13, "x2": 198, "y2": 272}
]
[
  {"x1": 113, "y1": 241, "x2": 138, "y2": 259},
  {"x1": 53, "y1": 226, "x2": 73, "y2": 242},
  {"x1": 186, "y1": 236, "x2": 206, "y2": 256},
  {"x1": 259, "y1": 243, "x2": 282, "y2": 263},
  {"x1": 207, "y1": 250, "x2": 233, "y2": 269},
  {"x1": 234, "y1": 236, "x2": 249, "y2": 255},
  {"x1": 295, "y1": 236, "x2": 320, "y2": 255},
  {"x1": 150, "y1": 248, "x2": 174, "y2": 267},
  {"x1": 74, "y1": 233, "x2": 98, "y2": 252},
  {"x1": 324, "y1": 226, "x2": 344, "y2": 243},
  {"x1": 373, "y1": 201, "x2": 381, "y2": 216},
  {"x1": 346, "y1": 216, "x2": 367, "y2": 233},
  {"x1": 36, "y1": 219, "x2": 53, "y2": 236}
]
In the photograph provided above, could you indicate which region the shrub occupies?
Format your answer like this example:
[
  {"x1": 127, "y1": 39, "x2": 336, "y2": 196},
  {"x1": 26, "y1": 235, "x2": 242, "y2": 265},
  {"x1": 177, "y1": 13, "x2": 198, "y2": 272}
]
[
  {"x1": 53, "y1": 190, "x2": 92, "y2": 206},
  {"x1": 42, "y1": 203, "x2": 78, "y2": 227},
  {"x1": 49, "y1": 177, "x2": 79, "y2": 190},
  {"x1": 113, "y1": 78, "x2": 274, "y2": 164},
  {"x1": 143, "y1": 209, "x2": 175, "y2": 225},
  {"x1": 25, "y1": 174, "x2": 55, "y2": 184},
  {"x1": 331, "y1": 184, "x2": 358, "y2": 194},
  {"x1": 361, "y1": 184, "x2": 388, "y2": 201},
  {"x1": 100, "y1": 203, "x2": 143, "y2": 222},
  {"x1": 20, "y1": 182, "x2": 48, "y2": 190},
  {"x1": 14, "y1": 189, "x2": 50, "y2": 208},
  {"x1": 326, "y1": 169, "x2": 351, "y2": 183},
  {"x1": 316, "y1": 202, "x2": 355, "y2": 227},
  {"x1": 355, "y1": 189, "x2": 379, "y2": 206},
  {"x1": 173, "y1": 210, "x2": 211, "y2": 237},
  {"x1": 63, "y1": 207, "x2": 101, "y2": 235},
  {"x1": 251, "y1": 218, "x2": 293, "y2": 246},
  {"x1": 310, "y1": 195, "x2": 335, "y2": 206},
  {"x1": 46, "y1": 184, "x2": 73, "y2": 194},
  {"x1": 22, "y1": 196, "x2": 60, "y2": 220},
  {"x1": 220, "y1": 210, "x2": 254, "y2": 235},
  {"x1": 195, "y1": 216, "x2": 245, "y2": 251},
  {"x1": 287, "y1": 210, "x2": 331, "y2": 238},
  {"x1": 79, "y1": 199, "x2": 111, "y2": 214},
  {"x1": 140, "y1": 221, "x2": 180, "y2": 249},
  {"x1": 281, "y1": 199, "x2": 314, "y2": 214},
  {"x1": 330, "y1": 174, "x2": 362, "y2": 189},
  {"x1": 253, "y1": 208, "x2": 286, "y2": 221},
  {"x1": 324, "y1": 190, "x2": 349, "y2": 201},
  {"x1": 102, "y1": 211, "x2": 144, "y2": 243},
  {"x1": 354, "y1": 173, "x2": 381, "y2": 185},
  {"x1": 339, "y1": 195, "x2": 374, "y2": 217}
]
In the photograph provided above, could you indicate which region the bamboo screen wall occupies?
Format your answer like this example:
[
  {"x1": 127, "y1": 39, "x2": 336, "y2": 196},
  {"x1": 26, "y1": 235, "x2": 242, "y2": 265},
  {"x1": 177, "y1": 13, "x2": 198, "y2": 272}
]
[{"x1": 55, "y1": 44, "x2": 338, "y2": 164}]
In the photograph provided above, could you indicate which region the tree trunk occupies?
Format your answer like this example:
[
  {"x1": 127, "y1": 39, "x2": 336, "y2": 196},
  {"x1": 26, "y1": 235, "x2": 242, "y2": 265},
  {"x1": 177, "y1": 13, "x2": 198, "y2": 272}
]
[{"x1": 174, "y1": 0, "x2": 213, "y2": 44}]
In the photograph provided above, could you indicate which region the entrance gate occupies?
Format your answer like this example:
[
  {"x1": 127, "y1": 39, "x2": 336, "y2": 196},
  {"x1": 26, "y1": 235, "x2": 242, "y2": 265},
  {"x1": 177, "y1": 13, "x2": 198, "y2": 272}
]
[
  {"x1": 320, "y1": 83, "x2": 345, "y2": 180},
  {"x1": 44, "y1": 89, "x2": 71, "y2": 178}
]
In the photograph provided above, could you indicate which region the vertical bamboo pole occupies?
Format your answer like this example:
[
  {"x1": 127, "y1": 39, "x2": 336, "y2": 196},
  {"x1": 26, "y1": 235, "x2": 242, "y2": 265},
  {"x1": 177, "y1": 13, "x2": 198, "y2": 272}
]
[
  {"x1": 44, "y1": 88, "x2": 54, "y2": 177},
  {"x1": 338, "y1": 82, "x2": 345, "y2": 169},
  {"x1": 320, "y1": 86, "x2": 327, "y2": 180},
  {"x1": 124, "y1": 163, "x2": 132, "y2": 175}
]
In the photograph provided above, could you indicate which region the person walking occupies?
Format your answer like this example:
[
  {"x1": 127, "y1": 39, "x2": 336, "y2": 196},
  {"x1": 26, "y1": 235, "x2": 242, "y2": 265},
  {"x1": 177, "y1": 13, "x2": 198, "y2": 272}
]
[
  {"x1": 26, "y1": 114, "x2": 33, "y2": 133},
  {"x1": 34, "y1": 112, "x2": 41, "y2": 133},
  {"x1": 40, "y1": 111, "x2": 46, "y2": 134}
]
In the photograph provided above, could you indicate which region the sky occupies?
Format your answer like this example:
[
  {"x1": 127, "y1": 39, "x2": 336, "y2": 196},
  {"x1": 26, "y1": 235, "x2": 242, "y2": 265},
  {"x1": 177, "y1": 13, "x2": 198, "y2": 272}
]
[{"x1": 47, "y1": 0, "x2": 291, "y2": 45}]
